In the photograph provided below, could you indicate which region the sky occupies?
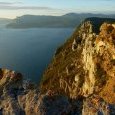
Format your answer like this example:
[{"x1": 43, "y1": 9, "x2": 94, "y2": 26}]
[{"x1": 0, "y1": 0, "x2": 115, "y2": 19}]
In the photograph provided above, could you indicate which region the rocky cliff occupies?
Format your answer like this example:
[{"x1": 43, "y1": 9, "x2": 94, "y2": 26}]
[
  {"x1": 0, "y1": 18, "x2": 115, "y2": 115},
  {"x1": 41, "y1": 19, "x2": 115, "y2": 100}
]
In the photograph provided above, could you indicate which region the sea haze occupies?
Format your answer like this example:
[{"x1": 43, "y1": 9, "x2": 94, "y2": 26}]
[{"x1": 0, "y1": 24, "x2": 74, "y2": 83}]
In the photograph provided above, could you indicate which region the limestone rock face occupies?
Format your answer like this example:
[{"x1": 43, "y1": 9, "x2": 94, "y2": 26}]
[
  {"x1": 41, "y1": 21, "x2": 115, "y2": 101},
  {"x1": 41, "y1": 20, "x2": 115, "y2": 114},
  {"x1": 81, "y1": 22, "x2": 96, "y2": 97}
]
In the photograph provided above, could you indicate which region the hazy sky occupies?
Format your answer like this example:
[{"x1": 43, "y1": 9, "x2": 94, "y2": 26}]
[{"x1": 0, "y1": 0, "x2": 115, "y2": 19}]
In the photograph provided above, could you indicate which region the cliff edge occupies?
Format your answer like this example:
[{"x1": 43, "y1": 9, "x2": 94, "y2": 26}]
[{"x1": 41, "y1": 19, "x2": 115, "y2": 102}]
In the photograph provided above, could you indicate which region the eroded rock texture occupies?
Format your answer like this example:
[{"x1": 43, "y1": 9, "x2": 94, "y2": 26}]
[
  {"x1": 41, "y1": 19, "x2": 115, "y2": 114},
  {"x1": 0, "y1": 69, "x2": 73, "y2": 115}
]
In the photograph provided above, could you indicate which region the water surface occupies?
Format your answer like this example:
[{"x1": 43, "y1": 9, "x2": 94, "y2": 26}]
[{"x1": 0, "y1": 25, "x2": 74, "y2": 82}]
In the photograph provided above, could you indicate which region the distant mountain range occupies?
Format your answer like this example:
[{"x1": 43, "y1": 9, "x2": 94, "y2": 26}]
[
  {"x1": 0, "y1": 18, "x2": 12, "y2": 25},
  {"x1": 4, "y1": 13, "x2": 115, "y2": 28}
]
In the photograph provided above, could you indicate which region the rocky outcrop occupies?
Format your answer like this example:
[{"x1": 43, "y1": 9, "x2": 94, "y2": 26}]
[
  {"x1": 41, "y1": 19, "x2": 115, "y2": 114},
  {"x1": 41, "y1": 20, "x2": 115, "y2": 99},
  {"x1": 0, "y1": 69, "x2": 73, "y2": 115},
  {"x1": 81, "y1": 22, "x2": 96, "y2": 97},
  {"x1": 0, "y1": 19, "x2": 115, "y2": 115},
  {"x1": 0, "y1": 69, "x2": 38, "y2": 115}
]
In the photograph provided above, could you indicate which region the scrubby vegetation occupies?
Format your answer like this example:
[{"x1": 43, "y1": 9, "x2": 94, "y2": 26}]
[{"x1": 41, "y1": 26, "x2": 83, "y2": 94}]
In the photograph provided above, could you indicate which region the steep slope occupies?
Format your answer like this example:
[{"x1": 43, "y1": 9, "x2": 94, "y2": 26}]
[{"x1": 41, "y1": 18, "x2": 115, "y2": 103}]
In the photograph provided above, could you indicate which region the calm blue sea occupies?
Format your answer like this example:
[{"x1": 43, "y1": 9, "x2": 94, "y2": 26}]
[{"x1": 0, "y1": 24, "x2": 74, "y2": 82}]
